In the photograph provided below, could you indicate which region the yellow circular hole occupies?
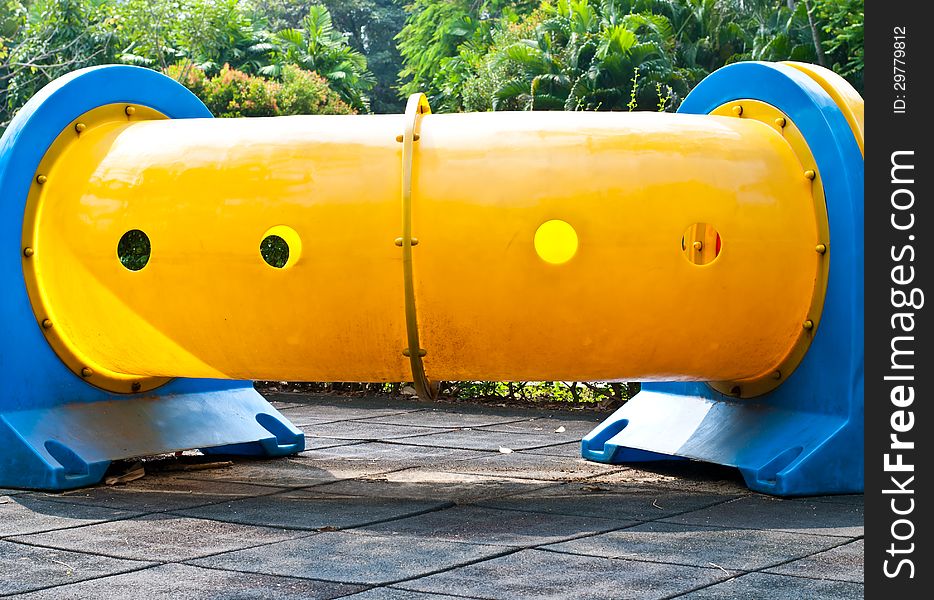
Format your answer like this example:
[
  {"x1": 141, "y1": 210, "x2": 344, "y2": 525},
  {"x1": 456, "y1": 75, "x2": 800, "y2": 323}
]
[
  {"x1": 534, "y1": 219, "x2": 578, "y2": 265},
  {"x1": 260, "y1": 225, "x2": 302, "y2": 269}
]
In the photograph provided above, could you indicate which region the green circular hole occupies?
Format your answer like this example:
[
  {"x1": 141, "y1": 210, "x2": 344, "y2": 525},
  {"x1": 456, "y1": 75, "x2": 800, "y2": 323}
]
[
  {"x1": 117, "y1": 229, "x2": 151, "y2": 271},
  {"x1": 260, "y1": 234, "x2": 289, "y2": 268}
]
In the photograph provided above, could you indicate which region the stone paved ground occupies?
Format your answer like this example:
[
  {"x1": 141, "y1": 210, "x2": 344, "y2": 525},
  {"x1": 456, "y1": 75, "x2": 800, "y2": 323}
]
[{"x1": 1, "y1": 393, "x2": 864, "y2": 599}]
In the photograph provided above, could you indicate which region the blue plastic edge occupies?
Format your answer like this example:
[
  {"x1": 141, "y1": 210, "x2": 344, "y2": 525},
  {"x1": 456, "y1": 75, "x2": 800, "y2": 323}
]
[
  {"x1": 581, "y1": 62, "x2": 864, "y2": 496},
  {"x1": 0, "y1": 65, "x2": 305, "y2": 491}
]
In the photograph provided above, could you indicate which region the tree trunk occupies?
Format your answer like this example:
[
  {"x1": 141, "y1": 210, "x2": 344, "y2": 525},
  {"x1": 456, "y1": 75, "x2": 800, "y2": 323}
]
[{"x1": 802, "y1": 0, "x2": 827, "y2": 66}]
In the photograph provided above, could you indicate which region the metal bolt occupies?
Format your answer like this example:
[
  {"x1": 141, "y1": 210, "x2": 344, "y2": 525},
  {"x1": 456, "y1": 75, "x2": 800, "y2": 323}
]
[
  {"x1": 81, "y1": 367, "x2": 93, "y2": 378},
  {"x1": 36, "y1": 174, "x2": 48, "y2": 184},
  {"x1": 394, "y1": 237, "x2": 420, "y2": 247},
  {"x1": 731, "y1": 105, "x2": 743, "y2": 116},
  {"x1": 402, "y1": 348, "x2": 427, "y2": 357},
  {"x1": 774, "y1": 117, "x2": 786, "y2": 128},
  {"x1": 75, "y1": 122, "x2": 87, "y2": 133},
  {"x1": 803, "y1": 319, "x2": 814, "y2": 330},
  {"x1": 730, "y1": 386, "x2": 741, "y2": 396},
  {"x1": 131, "y1": 382, "x2": 142, "y2": 392},
  {"x1": 413, "y1": 133, "x2": 420, "y2": 141},
  {"x1": 41, "y1": 319, "x2": 53, "y2": 329},
  {"x1": 815, "y1": 243, "x2": 827, "y2": 254},
  {"x1": 804, "y1": 170, "x2": 816, "y2": 180},
  {"x1": 23, "y1": 247, "x2": 34, "y2": 257},
  {"x1": 125, "y1": 105, "x2": 136, "y2": 116},
  {"x1": 395, "y1": 134, "x2": 404, "y2": 143},
  {"x1": 692, "y1": 241, "x2": 703, "y2": 251},
  {"x1": 773, "y1": 370, "x2": 782, "y2": 380},
  {"x1": 410, "y1": 237, "x2": 419, "y2": 246}
]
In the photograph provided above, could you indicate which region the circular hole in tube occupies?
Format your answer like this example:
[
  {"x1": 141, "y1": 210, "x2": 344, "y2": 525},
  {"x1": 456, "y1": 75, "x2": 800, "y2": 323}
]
[
  {"x1": 260, "y1": 225, "x2": 302, "y2": 269},
  {"x1": 681, "y1": 223, "x2": 721, "y2": 266},
  {"x1": 117, "y1": 229, "x2": 151, "y2": 271},
  {"x1": 534, "y1": 219, "x2": 579, "y2": 265},
  {"x1": 260, "y1": 235, "x2": 289, "y2": 268}
]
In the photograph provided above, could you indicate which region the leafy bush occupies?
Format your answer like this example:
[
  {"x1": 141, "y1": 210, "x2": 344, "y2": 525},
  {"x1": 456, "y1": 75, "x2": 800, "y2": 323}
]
[
  {"x1": 815, "y1": 0, "x2": 863, "y2": 89},
  {"x1": 166, "y1": 62, "x2": 354, "y2": 117},
  {"x1": 2, "y1": 0, "x2": 118, "y2": 130},
  {"x1": 264, "y1": 5, "x2": 376, "y2": 112},
  {"x1": 438, "y1": 1, "x2": 685, "y2": 112}
]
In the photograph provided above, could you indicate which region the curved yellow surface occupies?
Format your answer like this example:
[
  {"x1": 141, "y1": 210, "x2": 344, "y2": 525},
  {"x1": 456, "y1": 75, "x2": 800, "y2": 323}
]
[
  {"x1": 783, "y1": 61, "x2": 864, "y2": 154},
  {"x1": 26, "y1": 107, "x2": 821, "y2": 387}
]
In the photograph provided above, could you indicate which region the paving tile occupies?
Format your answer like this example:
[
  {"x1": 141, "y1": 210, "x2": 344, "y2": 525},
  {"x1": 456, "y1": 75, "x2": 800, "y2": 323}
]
[
  {"x1": 765, "y1": 539, "x2": 864, "y2": 583},
  {"x1": 11, "y1": 514, "x2": 304, "y2": 561},
  {"x1": 175, "y1": 452, "x2": 398, "y2": 488},
  {"x1": 268, "y1": 401, "x2": 308, "y2": 410},
  {"x1": 478, "y1": 416, "x2": 603, "y2": 440},
  {"x1": 343, "y1": 588, "x2": 475, "y2": 600},
  {"x1": 386, "y1": 428, "x2": 577, "y2": 452},
  {"x1": 679, "y1": 572, "x2": 864, "y2": 599},
  {"x1": 662, "y1": 495, "x2": 864, "y2": 538},
  {"x1": 314, "y1": 470, "x2": 559, "y2": 503},
  {"x1": 305, "y1": 421, "x2": 454, "y2": 441},
  {"x1": 447, "y1": 452, "x2": 623, "y2": 482},
  {"x1": 14, "y1": 563, "x2": 363, "y2": 600},
  {"x1": 358, "y1": 409, "x2": 528, "y2": 429},
  {"x1": 272, "y1": 397, "x2": 426, "y2": 426},
  {"x1": 545, "y1": 521, "x2": 843, "y2": 571},
  {"x1": 175, "y1": 488, "x2": 450, "y2": 531},
  {"x1": 521, "y1": 442, "x2": 584, "y2": 458},
  {"x1": 356, "y1": 505, "x2": 627, "y2": 547},
  {"x1": 477, "y1": 482, "x2": 736, "y2": 521},
  {"x1": 298, "y1": 442, "x2": 486, "y2": 472},
  {"x1": 302, "y1": 437, "x2": 368, "y2": 451},
  {"x1": 189, "y1": 531, "x2": 507, "y2": 585},
  {"x1": 809, "y1": 494, "x2": 866, "y2": 506},
  {"x1": 25, "y1": 478, "x2": 286, "y2": 513},
  {"x1": 401, "y1": 548, "x2": 732, "y2": 600},
  {"x1": 0, "y1": 540, "x2": 151, "y2": 596},
  {"x1": 584, "y1": 463, "x2": 751, "y2": 496},
  {"x1": 0, "y1": 495, "x2": 138, "y2": 537}
]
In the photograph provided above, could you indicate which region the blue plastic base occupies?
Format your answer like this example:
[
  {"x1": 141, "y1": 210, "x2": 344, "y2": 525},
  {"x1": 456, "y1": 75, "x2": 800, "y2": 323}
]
[
  {"x1": 582, "y1": 62, "x2": 864, "y2": 497},
  {"x1": 0, "y1": 380, "x2": 304, "y2": 490},
  {"x1": 0, "y1": 66, "x2": 304, "y2": 491},
  {"x1": 582, "y1": 383, "x2": 861, "y2": 496}
]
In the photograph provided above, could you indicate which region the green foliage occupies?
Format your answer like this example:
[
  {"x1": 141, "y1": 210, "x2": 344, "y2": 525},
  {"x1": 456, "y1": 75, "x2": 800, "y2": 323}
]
[
  {"x1": 1, "y1": 1, "x2": 866, "y2": 130},
  {"x1": 737, "y1": 0, "x2": 818, "y2": 63},
  {"x1": 814, "y1": 0, "x2": 863, "y2": 88},
  {"x1": 2, "y1": 0, "x2": 118, "y2": 130},
  {"x1": 166, "y1": 62, "x2": 354, "y2": 117},
  {"x1": 396, "y1": 0, "x2": 538, "y2": 110},
  {"x1": 245, "y1": 1, "x2": 406, "y2": 112},
  {"x1": 265, "y1": 5, "x2": 375, "y2": 111},
  {"x1": 306, "y1": 1, "x2": 408, "y2": 113},
  {"x1": 115, "y1": 0, "x2": 273, "y2": 75},
  {"x1": 440, "y1": 380, "x2": 637, "y2": 404},
  {"x1": 452, "y1": 1, "x2": 686, "y2": 112},
  {"x1": 117, "y1": 229, "x2": 152, "y2": 272},
  {"x1": 395, "y1": 0, "x2": 864, "y2": 112},
  {"x1": 260, "y1": 234, "x2": 289, "y2": 268}
]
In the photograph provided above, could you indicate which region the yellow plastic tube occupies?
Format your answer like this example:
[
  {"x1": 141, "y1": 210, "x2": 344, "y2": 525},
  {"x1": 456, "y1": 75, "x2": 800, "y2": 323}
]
[{"x1": 24, "y1": 106, "x2": 823, "y2": 390}]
